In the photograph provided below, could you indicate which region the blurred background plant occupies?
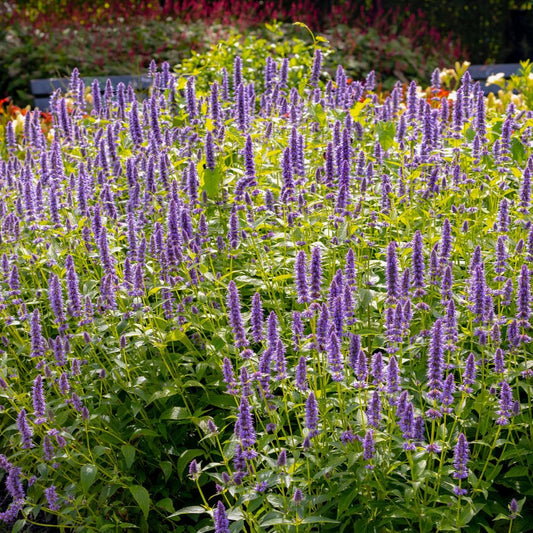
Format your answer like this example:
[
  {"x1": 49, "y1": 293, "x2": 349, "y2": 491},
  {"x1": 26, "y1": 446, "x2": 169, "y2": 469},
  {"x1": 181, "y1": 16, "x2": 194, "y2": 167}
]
[{"x1": 0, "y1": 0, "x2": 469, "y2": 107}]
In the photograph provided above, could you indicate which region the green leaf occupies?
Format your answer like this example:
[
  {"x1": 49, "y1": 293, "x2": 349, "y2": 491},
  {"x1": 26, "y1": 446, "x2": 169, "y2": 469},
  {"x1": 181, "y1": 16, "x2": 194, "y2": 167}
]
[
  {"x1": 160, "y1": 406, "x2": 189, "y2": 421},
  {"x1": 202, "y1": 166, "x2": 223, "y2": 199},
  {"x1": 121, "y1": 444, "x2": 136, "y2": 470},
  {"x1": 156, "y1": 498, "x2": 175, "y2": 514},
  {"x1": 129, "y1": 484, "x2": 151, "y2": 519},
  {"x1": 80, "y1": 464, "x2": 98, "y2": 493},
  {"x1": 169, "y1": 505, "x2": 207, "y2": 518},
  {"x1": 375, "y1": 121, "x2": 396, "y2": 151}
]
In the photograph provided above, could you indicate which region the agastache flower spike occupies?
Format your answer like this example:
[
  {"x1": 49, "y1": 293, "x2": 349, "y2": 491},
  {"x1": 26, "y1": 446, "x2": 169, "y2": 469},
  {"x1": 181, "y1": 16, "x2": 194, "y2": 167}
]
[
  {"x1": 496, "y1": 381, "x2": 513, "y2": 425},
  {"x1": 32, "y1": 374, "x2": 46, "y2": 423},
  {"x1": 305, "y1": 391, "x2": 319, "y2": 437},
  {"x1": 363, "y1": 430, "x2": 375, "y2": 468},
  {"x1": 295, "y1": 250, "x2": 309, "y2": 304},
  {"x1": 250, "y1": 292, "x2": 263, "y2": 343},
  {"x1": 48, "y1": 273, "x2": 66, "y2": 325},
  {"x1": 327, "y1": 330, "x2": 344, "y2": 382},
  {"x1": 30, "y1": 309, "x2": 45, "y2": 359},
  {"x1": 453, "y1": 432, "x2": 469, "y2": 482},
  {"x1": 295, "y1": 355, "x2": 308, "y2": 391},
  {"x1": 386, "y1": 355, "x2": 400, "y2": 395},
  {"x1": 309, "y1": 48, "x2": 322, "y2": 87},
  {"x1": 386, "y1": 241, "x2": 399, "y2": 300},
  {"x1": 227, "y1": 281, "x2": 248, "y2": 348},
  {"x1": 17, "y1": 409, "x2": 33, "y2": 449},
  {"x1": 237, "y1": 396, "x2": 256, "y2": 458},
  {"x1": 427, "y1": 319, "x2": 444, "y2": 399},
  {"x1": 310, "y1": 246, "x2": 322, "y2": 300},
  {"x1": 213, "y1": 500, "x2": 230, "y2": 533},
  {"x1": 367, "y1": 390, "x2": 381, "y2": 428},
  {"x1": 222, "y1": 357, "x2": 238, "y2": 395},
  {"x1": 517, "y1": 264, "x2": 530, "y2": 327}
]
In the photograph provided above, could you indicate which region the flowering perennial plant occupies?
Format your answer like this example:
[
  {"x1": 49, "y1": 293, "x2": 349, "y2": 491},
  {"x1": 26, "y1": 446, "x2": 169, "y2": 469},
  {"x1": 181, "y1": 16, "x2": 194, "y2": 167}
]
[{"x1": 0, "y1": 37, "x2": 532, "y2": 532}]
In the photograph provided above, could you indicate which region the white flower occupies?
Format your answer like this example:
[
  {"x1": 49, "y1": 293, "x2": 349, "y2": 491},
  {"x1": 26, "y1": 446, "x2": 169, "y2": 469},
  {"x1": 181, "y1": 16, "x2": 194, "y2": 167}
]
[{"x1": 486, "y1": 73, "x2": 505, "y2": 86}]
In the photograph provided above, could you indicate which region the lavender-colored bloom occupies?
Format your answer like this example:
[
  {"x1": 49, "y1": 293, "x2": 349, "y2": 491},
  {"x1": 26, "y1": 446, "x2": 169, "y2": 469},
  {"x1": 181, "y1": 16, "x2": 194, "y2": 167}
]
[
  {"x1": 295, "y1": 250, "x2": 309, "y2": 304},
  {"x1": 295, "y1": 355, "x2": 308, "y2": 391},
  {"x1": 30, "y1": 309, "x2": 45, "y2": 359},
  {"x1": 440, "y1": 373, "x2": 455, "y2": 407},
  {"x1": 367, "y1": 390, "x2": 381, "y2": 428},
  {"x1": 427, "y1": 319, "x2": 444, "y2": 398},
  {"x1": 310, "y1": 246, "x2": 322, "y2": 300},
  {"x1": 292, "y1": 311, "x2": 304, "y2": 350},
  {"x1": 250, "y1": 292, "x2": 263, "y2": 343},
  {"x1": 517, "y1": 264, "x2": 530, "y2": 327},
  {"x1": 496, "y1": 381, "x2": 513, "y2": 425},
  {"x1": 509, "y1": 498, "x2": 519, "y2": 519},
  {"x1": 186, "y1": 76, "x2": 197, "y2": 118},
  {"x1": 371, "y1": 351, "x2": 384, "y2": 385},
  {"x1": 386, "y1": 242, "x2": 399, "y2": 300},
  {"x1": 412, "y1": 231, "x2": 426, "y2": 296},
  {"x1": 453, "y1": 432, "x2": 469, "y2": 480},
  {"x1": 305, "y1": 391, "x2": 319, "y2": 437},
  {"x1": 348, "y1": 334, "x2": 361, "y2": 371},
  {"x1": 48, "y1": 273, "x2": 65, "y2": 324},
  {"x1": 275, "y1": 339, "x2": 287, "y2": 379},
  {"x1": 363, "y1": 429, "x2": 375, "y2": 467},
  {"x1": 276, "y1": 449, "x2": 287, "y2": 467},
  {"x1": 227, "y1": 281, "x2": 248, "y2": 348},
  {"x1": 237, "y1": 396, "x2": 256, "y2": 457},
  {"x1": 266, "y1": 311, "x2": 279, "y2": 350},
  {"x1": 345, "y1": 248, "x2": 356, "y2": 287},
  {"x1": 213, "y1": 500, "x2": 230, "y2": 533},
  {"x1": 45, "y1": 485, "x2": 60, "y2": 511},
  {"x1": 386, "y1": 355, "x2": 400, "y2": 395},
  {"x1": 498, "y1": 198, "x2": 510, "y2": 233},
  {"x1": 293, "y1": 488, "x2": 303, "y2": 504},
  {"x1": 327, "y1": 330, "x2": 344, "y2": 382},
  {"x1": 439, "y1": 218, "x2": 452, "y2": 266},
  {"x1": 17, "y1": 409, "x2": 33, "y2": 449},
  {"x1": 65, "y1": 255, "x2": 82, "y2": 317},
  {"x1": 222, "y1": 357, "x2": 238, "y2": 395},
  {"x1": 32, "y1": 374, "x2": 46, "y2": 423},
  {"x1": 494, "y1": 348, "x2": 505, "y2": 374},
  {"x1": 309, "y1": 49, "x2": 322, "y2": 87},
  {"x1": 228, "y1": 209, "x2": 239, "y2": 249}
]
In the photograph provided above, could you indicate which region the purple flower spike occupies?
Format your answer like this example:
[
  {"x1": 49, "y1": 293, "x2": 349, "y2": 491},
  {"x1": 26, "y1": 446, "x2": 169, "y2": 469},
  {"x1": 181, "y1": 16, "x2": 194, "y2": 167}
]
[
  {"x1": 427, "y1": 319, "x2": 444, "y2": 399},
  {"x1": 295, "y1": 250, "x2": 309, "y2": 304},
  {"x1": 32, "y1": 374, "x2": 46, "y2": 423},
  {"x1": 363, "y1": 429, "x2": 375, "y2": 468},
  {"x1": 309, "y1": 49, "x2": 322, "y2": 87},
  {"x1": 496, "y1": 381, "x2": 513, "y2": 425},
  {"x1": 237, "y1": 396, "x2": 256, "y2": 458},
  {"x1": 17, "y1": 409, "x2": 33, "y2": 449},
  {"x1": 213, "y1": 500, "x2": 230, "y2": 533},
  {"x1": 386, "y1": 355, "x2": 400, "y2": 395},
  {"x1": 227, "y1": 280, "x2": 248, "y2": 348},
  {"x1": 517, "y1": 264, "x2": 530, "y2": 327},
  {"x1": 453, "y1": 432, "x2": 469, "y2": 480},
  {"x1": 222, "y1": 357, "x2": 238, "y2": 395},
  {"x1": 310, "y1": 246, "x2": 322, "y2": 300},
  {"x1": 305, "y1": 391, "x2": 319, "y2": 437},
  {"x1": 327, "y1": 330, "x2": 344, "y2": 382},
  {"x1": 251, "y1": 292, "x2": 263, "y2": 343},
  {"x1": 295, "y1": 355, "x2": 308, "y2": 391},
  {"x1": 367, "y1": 390, "x2": 381, "y2": 428},
  {"x1": 386, "y1": 241, "x2": 399, "y2": 300},
  {"x1": 48, "y1": 273, "x2": 65, "y2": 325}
]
